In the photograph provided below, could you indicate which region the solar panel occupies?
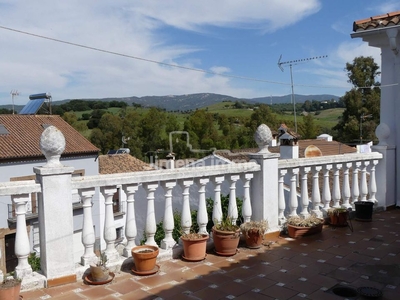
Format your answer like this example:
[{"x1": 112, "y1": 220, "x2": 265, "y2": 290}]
[
  {"x1": 0, "y1": 124, "x2": 9, "y2": 135},
  {"x1": 19, "y1": 98, "x2": 45, "y2": 115}
]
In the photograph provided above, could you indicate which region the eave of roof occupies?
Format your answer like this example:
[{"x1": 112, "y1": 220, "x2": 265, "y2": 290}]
[{"x1": 353, "y1": 11, "x2": 400, "y2": 32}]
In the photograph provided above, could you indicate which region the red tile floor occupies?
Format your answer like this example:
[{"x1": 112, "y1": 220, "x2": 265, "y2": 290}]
[{"x1": 21, "y1": 209, "x2": 400, "y2": 299}]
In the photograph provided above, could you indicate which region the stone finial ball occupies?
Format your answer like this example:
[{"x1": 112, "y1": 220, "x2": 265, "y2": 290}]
[
  {"x1": 254, "y1": 124, "x2": 272, "y2": 153},
  {"x1": 375, "y1": 123, "x2": 390, "y2": 145},
  {"x1": 40, "y1": 126, "x2": 66, "y2": 167}
]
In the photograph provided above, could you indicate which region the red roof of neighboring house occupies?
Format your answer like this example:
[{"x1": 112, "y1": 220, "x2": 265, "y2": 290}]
[
  {"x1": 353, "y1": 11, "x2": 400, "y2": 32},
  {"x1": 98, "y1": 154, "x2": 154, "y2": 174},
  {"x1": 0, "y1": 114, "x2": 99, "y2": 161}
]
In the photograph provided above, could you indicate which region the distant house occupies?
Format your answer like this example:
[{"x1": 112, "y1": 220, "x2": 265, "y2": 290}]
[{"x1": 0, "y1": 114, "x2": 99, "y2": 274}]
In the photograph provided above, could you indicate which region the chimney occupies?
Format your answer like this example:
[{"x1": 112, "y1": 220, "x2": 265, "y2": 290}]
[
  {"x1": 166, "y1": 153, "x2": 175, "y2": 169},
  {"x1": 278, "y1": 124, "x2": 299, "y2": 159}
]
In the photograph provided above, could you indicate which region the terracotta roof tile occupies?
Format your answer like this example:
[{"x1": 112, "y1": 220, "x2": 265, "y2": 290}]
[
  {"x1": 0, "y1": 114, "x2": 99, "y2": 161},
  {"x1": 98, "y1": 154, "x2": 154, "y2": 174},
  {"x1": 353, "y1": 11, "x2": 400, "y2": 32},
  {"x1": 215, "y1": 139, "x2": 356, "y2": 161}
]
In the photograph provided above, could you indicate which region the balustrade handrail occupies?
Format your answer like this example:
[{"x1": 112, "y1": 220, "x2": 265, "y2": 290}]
[
  {"x1": 278, "y1": 152, "x2": 382, "y2": 169},
  {"x1": 0, "y1": 180, "x2": 41, "y2": 196},
  {"x1": 71, "y1": 161, "x2": 261, "y2": 189}
]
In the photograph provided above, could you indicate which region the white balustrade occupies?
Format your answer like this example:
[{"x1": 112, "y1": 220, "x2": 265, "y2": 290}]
[
  {"x1": 322, "y1": 164, "x2": 332, "y2": 212},
  {"x1": 123, "y1": 184, "x2": 139, "y2": 257},
  {"x1": 212, "y1": 176, "x2": 224, "y2": 224},
  {"x1": 311, "y1": 166, "x2": 322, "y2": 217},
  {"x1": 369, "y1": 160, "x2": 378, "y2": 203},
  {"x1": 278, "y1": 169, "x2": 287, "y2": 225},
  {"x1": 78, "y1": 188, "x2": 97, "y2": 265},
  {"x1": 289, "y1": 168, "x2": 299, "y2": 217},
  {"x1": 161, "y1": 181, "x2": 177, "y2": 249},
  {"x1": 196, "y1": 178, "x2": 209, "y2": 234},
  {"x1": 332, "y1": 164, "x2": 342, "y2": 208},
  {"x1": 179, "y1": 179, "x2": 193, "y2": 235},
  {"x1": 299, "y1": 167, "x2": 310, "y2": 218},
  {"x1": 143, "y1": 183, "x2": 158, "y2": 247},
  {"x1": 241, "y1": 173, "x2": 253, "y2": 222},
  {"x1": 12, "y1": 194, "x2": 32, "y2": 278},
  {"x1": 360, "y1": 161, "x2": 369, "y2": 201},
  {"x1": 100, "y1": 186, "x2": 119, "y2": 262},
  {"x1": 351, "y1": 162, "x2": 361, "y2": 204},
  {"x1": 228, "y1": 175, "x2": 240, "y2": 224},
  {"x1": 342, "y1": 162, "x2": 352, "y2": 208}
]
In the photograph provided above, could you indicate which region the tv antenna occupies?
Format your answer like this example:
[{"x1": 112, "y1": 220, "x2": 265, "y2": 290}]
[
  {"x1": 277, "y1": 55, "x2": 328, "y2": 133},
  {"x1": 10, "y1": 90, "x2": 19, "y2": 114}
]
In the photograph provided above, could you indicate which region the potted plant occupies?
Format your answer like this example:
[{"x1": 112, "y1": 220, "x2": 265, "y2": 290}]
[
  {"x1": 88, "y1": 252, "x2": 113, "y2": 284},
  {"x1": 354, "y1": 201, "x2": 374, "y2": 222},
  {"x1": 212, "y1": 217, "x2": 240, "y2": 256},
  {"x1": 131, "y1": 245, "x2": 159, "y2": 275},
  {"x1": 327, "y1": 207, "x2": 349, "y2": 227},
  {"x1": 240, "y1": 219, "x2": 269, "y2": 249},
  {"x1": 286, "y1": 215, "x2": 324, "y2": 238},
  {"x1": 0, "y1": 277, "x2": 21, "y2": 300},
  {"x1": 180, "y1": 231, "x2": 209, "y2": 261}
]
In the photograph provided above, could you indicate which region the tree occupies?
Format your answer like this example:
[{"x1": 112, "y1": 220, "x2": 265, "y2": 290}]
[
  {"x1": 333, "y1": 56, "x2": 380, "y2": 143},
  {"x1": 298, "y1": 114, "x2": 319, "y2": 139}
]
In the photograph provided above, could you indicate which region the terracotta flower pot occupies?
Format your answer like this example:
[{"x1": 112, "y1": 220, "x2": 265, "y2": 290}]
[
  {"x1": 0, "y1": 279, "x2": 21, "y2": 300},
  {"x1": 89, "y1": 264, "x2": 110, "y2": 282},
  {"x1": 287, "y1": 223, "x2": 323, "y2": 238},
  {"x1": 329, "y1": 211, "x2": 349, "y2": 227},
  {"x1": 181, "y1": 234, "x2": 209, "y2": 261},
  {"x1": 131, "y1": 245, "x2": 159, "y2": 272},
  {"x1": 243, "y1": 229, "x2": 264, "y2": 249},
  {"x1": 212, "y1": 227, "x2": 240, "y2": 256}
]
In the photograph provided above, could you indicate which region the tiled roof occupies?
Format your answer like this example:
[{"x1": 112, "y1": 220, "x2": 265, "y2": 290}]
[
  {"x1": 0, "y1": 114, "x2": 99, "y2": 161},
  {"x1": 215, "y1": 139, "x2": 357, "y2": 162},
  {"x1": 98, "y1": 154, "x2": 154, "y2": 174},
  {"x1": 353, "y1": 11, "x2": 400, "y2": 32}
]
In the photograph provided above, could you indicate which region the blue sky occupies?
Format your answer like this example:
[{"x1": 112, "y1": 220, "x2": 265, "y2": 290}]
[{"x1": 0, "y1": 0, "x2": 397, "y2": 106}]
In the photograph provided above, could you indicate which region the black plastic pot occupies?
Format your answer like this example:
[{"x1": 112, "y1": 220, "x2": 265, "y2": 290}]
[{"x1": 354, "y1": 201, "x2": 374, "y2": 222}]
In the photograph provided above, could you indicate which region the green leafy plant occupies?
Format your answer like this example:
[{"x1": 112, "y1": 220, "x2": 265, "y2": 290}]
[
  {"x1": 28, "y1": 252, "x2": 41, "y2": 272},
  {"x1": 213, "y1": 216, "x2": 240, "y2": 232}
]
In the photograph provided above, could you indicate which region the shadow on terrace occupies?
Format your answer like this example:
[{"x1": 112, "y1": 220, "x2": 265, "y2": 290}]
[{"x1": 21, "y1": 208, "x2": 400, "y2": 299}]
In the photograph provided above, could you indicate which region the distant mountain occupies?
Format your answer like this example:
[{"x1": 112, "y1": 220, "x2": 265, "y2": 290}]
[{"x1": 2, "y1": 93, "x2": 341, "y2": 112}]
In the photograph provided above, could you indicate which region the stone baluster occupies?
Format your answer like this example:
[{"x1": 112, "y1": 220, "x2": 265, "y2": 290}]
[
  {"x1": 351, "y1": 162, "x2": 361, "y2": 204},
  {"x1": 212, "y1": 176, "x2": 224, "y2": 225},
  {"x1": 161, "y1": 181, "x2": 177, "y2": 249},
  {"x1": 100, "y1": 186, "x2": 119, "y2": 262},
  {"x1": 322, "y1": 164, "x2": 332, "y2": 212},
  {"x1": 289, "y1": 168, "x2": 299, "y2": 217},
  {"x1": 241, "y1": 173, "x2": 253, "y2": 222},
  {"x1": 143, "y1": 183, "x2": 159, "y2": 246},
  {"x1": 196, "y1": 178, "x2": 209, "y2": 234},
  {"x1": 299, "y1": 167, "x2": 310, "y2": 218},
  {"x1": 311, "y1": 166, "x2": 322, "y2": 217},
  {"x1": 228, "y1": 175, "x2": 240, "y2": 224},
  {"x1": 12, "y1": 194, "x2": 32, "y2": 278},
  {"x1": 360, "y1": 161, "x2": 370, "y2": 201},
  {"x1": 342, "y1": 163, "x2": 352, "y2": 208},
  {"x1": 123, "y1": 184, "x2": 139, "y2": 257},
  {"x1": 278, "y1": 169, "x2": 287, "y2": 225},
  {"x1": 179, "y1": 179, "x2": 193, "y2": 235},
  {"x1": 78, "y1": 188, "x2": 97, "y2": 265},
  {"x1": 369, "y1": 160, "x2": 378, "y2": 203},
  {"x1": 332, "y1": 164, "x2": 342, "y2": 208}
]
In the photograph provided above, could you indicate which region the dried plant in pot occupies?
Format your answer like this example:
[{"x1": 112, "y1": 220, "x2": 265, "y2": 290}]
[
  {"x1": 212, "y1": 217, "x2": 241, "y2": 256},
  {"x1": 89, "y1": 252, "x2": 112, "y2": 283},
  {"x1": 180, "y1": 231, "x2": 209, "y2": 262},
  {"x1": 240, "y1": 220, "x2": 269, "y2": 249},
  {"x1": 327, "y1": 207, "x2": 349, "y2": 227},
  {"x1": 286, "y1": 215, "x2": 324, "y2": 238},
  {"x1": 0, "y1": 277, "x2": 22, "y2": 300}
]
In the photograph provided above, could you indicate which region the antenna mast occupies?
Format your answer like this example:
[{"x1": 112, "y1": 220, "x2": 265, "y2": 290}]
[{"x1": 277, "y1": 55, "x2": 327, "y2": 133}]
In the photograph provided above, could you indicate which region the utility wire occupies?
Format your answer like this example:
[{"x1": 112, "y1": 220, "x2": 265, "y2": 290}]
[{"x1": 0, "y1": 25, "x2": 397, "y2": 90}]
